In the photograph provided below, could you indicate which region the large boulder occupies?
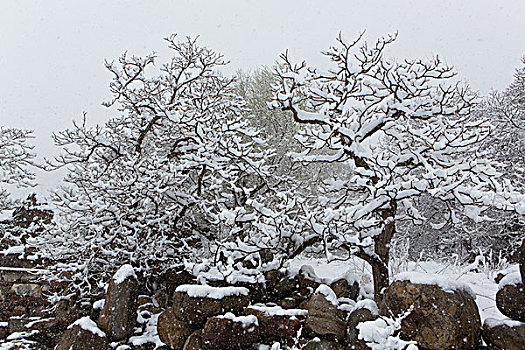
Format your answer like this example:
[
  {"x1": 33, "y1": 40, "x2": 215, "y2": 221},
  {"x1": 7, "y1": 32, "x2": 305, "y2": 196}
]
[
  {"x1": 98, "y1": 264, "x2": 139, "y2": 341},
  {"x1": 25, "y1": 318, "x2": 64, "y2": 349},
  {"x1": 157, "y1": 307, "x2": 194, "y2": 350},
  {"x1": 482, "y1": 318, "x2": 525, "y2": 350},
  {"x1": 172, "y1": 285, "x2": 250, "y2": 326},
  {"x1": 305, "y1": 285, "x2": 346, "y2": 340},
  {"x1": 381, "y1": 277, "x2": 481, "y2": 350},
  {"x1": 56, "y1": 317, "x2": 109, "y2": 350},
  {"x1": 496, "y1": 272, "x2": 525, "y2": 322},
  {"x1": 183, "y1": 330, "x2": 206, "y2": 350},
  {"x1": 202, "y1": 313, "x2": 259, "y2": 349},
  {"x1": 345, "y1": 306, "x2": 379, "y2": 349},
  {"x1": 244, "y1": 304, "x2": 308, "y2": 339}
]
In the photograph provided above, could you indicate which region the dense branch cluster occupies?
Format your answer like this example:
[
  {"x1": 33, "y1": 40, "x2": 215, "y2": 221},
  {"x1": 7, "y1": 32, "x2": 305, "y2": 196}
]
[
  {"x1": 1, "y1": 34, "x2": 523, "y2": 300},
  {"x1": 0, "y1": 127, "x2": 35, "y2": 211},
  {"x1": 34, "y1": 36, "x2": 275, "y2": 292},
  {"x1": 269, "y1": 33, "x2": 524, "y2": 299}
]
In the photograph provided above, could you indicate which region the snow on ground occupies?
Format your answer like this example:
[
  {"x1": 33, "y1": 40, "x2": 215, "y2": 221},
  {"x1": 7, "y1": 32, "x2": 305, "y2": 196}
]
[
  {"x1": 287, "y1": 256, "x2": 512, "y2": 323},
  {"x1": 176, "y1": 284, "x2": 250, "y2": 299}
]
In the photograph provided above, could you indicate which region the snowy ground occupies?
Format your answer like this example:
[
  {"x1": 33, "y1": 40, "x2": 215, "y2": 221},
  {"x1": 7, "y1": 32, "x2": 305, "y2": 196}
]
[{"x1": 288, "y1": 255, "x2": 514, "y2": 323}]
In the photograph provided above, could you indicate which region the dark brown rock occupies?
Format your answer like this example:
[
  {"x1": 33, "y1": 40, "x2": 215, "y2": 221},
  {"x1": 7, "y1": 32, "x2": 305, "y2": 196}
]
[
  {"x1": 305, "y1": 288, "x2": 346, "y2": 340},
  {"x1": 381, "y1": 280, "x2": 481, "y2": 350},
  {"x1": 157, "y1": 308, "x2": 194, "y2": 350},
  {"x1": 345, "y1": 307, "x2": 378, "y2": 349},
  {"x1": 55, "y1": 297, "x2": 83, "y2": 328},
  {"x1": 172, "y1": 286, "x2": 250, "y2": 326},
  {"x1": 0, "y1": 339, "x2": 50, "y2": 349},
  {"x1": 0, "y1": 294, "x2": 50, "y2": 322},
  {"x1": 496, "y1": 283, "x2": 525, "y2": 322},
  {"x1": 25, "y1": 318, "x2": 64, "y2": 348},
  {"x1": 98, "y1": 264, "x2": 139, "y2": 341},
  {"x1": 244, "y1": 305, "x2": 307, "y2": 339},
  {"x1": 56, "y1": 318, "x2": 109, "y2": 350},
  {"x1": 267, "y1": 271, "x2": 298, "y2": 301},
  {"x1": 202, "y1": 314, "x2": 259, "y2": 350},
  {"x1": 296, "y1": 266, "x2": 321, "y2": 301},
  {"x1": 155, "y1": 268, "x2": 194, "y2": 306},
  {"x1": 303, "y1": 339, "x2": 344, "y2": 350},
  {"x1": 482, "y1": 319, "x2": 525, "y2": 350},
  {"x1": 183, "y1": 330, "x2": 206, "y2": 350},
  {"x1": 330, "y1": 278, "x2": 359, "y2": 301},
  {"x1": 0, "y1": 322, "x2": 8, "y2": 339}
]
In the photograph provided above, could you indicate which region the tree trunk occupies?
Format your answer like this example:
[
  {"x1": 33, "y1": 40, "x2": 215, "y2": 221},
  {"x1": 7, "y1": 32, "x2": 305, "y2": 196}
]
[
  {"x1": 371, "y1": 200, "x2": 397, "y2": 302},
  {"x1": 519, "y1": 238, "x2": 525, "y2": 284}
]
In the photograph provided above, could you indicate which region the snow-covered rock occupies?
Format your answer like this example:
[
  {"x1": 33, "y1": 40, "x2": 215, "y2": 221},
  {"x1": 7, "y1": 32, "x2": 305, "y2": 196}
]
[
  {"x1": 482, "y1": 318, "x2": 525, "y2": 350},
  {"x1": 202, "y1": 313, "x2": 260, "y2": 350},
  {"x1": 244, "y1": 304, "x2": 307, "y2": 339},
  {"x1": 381, "y1": 279, "x2": 481, "y2": 349},
  {"x1": 306, "y1": 286, "x2": 346, "y2": 340},
  {"x1": 172, "y1": 285, "x2": 251, "y2": 325},
  {"x1": 98, "y1": 264, "x2": 139, "y2": 341},
  {"x1": 56, "y1": 317, "x2": 108, "y2": 350}
]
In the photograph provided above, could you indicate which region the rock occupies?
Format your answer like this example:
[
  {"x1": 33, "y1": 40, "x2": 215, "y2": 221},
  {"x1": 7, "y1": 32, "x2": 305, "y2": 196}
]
[
  {"x1": 202, "y1": 313, "x2": 260, "y2": 350},
  {"x1": 244, "y1": 304, "x2": 308, "y2": 339},
  {"x1": 330, "y1": 278, "x2": 359, "y2": 301},
  {"x1": 278, "y1": 297, "x2": 299, "y2": 309},
  {"x1": 345, "y1": 307, "x2": 378, "y2": 349},
  {"x1": 25, "y1": 318, "x2": 64, "y2": 348},
  {"x1": 296, "y1": 266, "x2": 321, "y2": 302},
  {"x1": 233, "y1": 281, "x2": 266, "y2": 305},
  {"x1": 0, "y1": 294, "x2": 50, "y2": 322},
  {"x1": 0, "y1": 340, "x2": 50, "y2": 349},
  {"x1": 98, "y1": 264, "x2": 139, "y2": 341},
  {"x1": 56, "y1": 317, "x2": 109, "y2": 350},
  {"x1": 0, "y1": 322, "x2": 8, "y2": 339},
  {"x1": 55, "y1": 296, "x2": 89, "y2": 328},
  {"x1": 8, "y1": 316, "x2": 40, "y2": 333},
  {"x1": 183, "y1": 330, "x2": 206, "y2": 350},
  {"x1": 155, "y1": 268, "x2": 194, "y2": 307},
  {"x1": 496, "y1": 283, "x2": 525, "y2": 322},
  {"x1": 303, "y1": 338, "x2": 344, "y2": 350},
  {"x1": 305, "y1": 286, "x2": 346, "y2": 340},
  {"x1": 172, "y1": 285, "x2": 250, "y2": 326},
  {"x1": 265, "y1": 270, "x2": 298, "y2": 302},
  {"x1": 381, "y1": 280, "x2": 481, "y2": 350},
  {"x1": 482, "y1": 318, "x2": 525, "y2": 350},
  {"x1": 157, "y1": 307, "x2": 194, "y2": 350}
]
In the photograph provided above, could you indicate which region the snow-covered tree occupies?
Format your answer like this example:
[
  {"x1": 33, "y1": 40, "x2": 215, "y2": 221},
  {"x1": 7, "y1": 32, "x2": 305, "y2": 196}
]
[
  {"x1": 36, "y1": 35, "x2": 274, "y2": 294},
  {"x1": 270, "y1": 33, "x2": 525, "y2": 301},
  {"x1": 0, "y1": 127, "x2": 35, "y2": 212},
  {"x1": 235, "y1": 68, "x2": 349, "y2": 203},
  {"x1": 397, "y1": 57, "x2": 525, "y2": 263}
]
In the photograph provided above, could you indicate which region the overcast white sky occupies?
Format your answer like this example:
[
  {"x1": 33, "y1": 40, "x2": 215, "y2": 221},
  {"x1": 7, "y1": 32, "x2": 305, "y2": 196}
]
[{"x1": 1, "y1": 0, "x2": 524, "y2": 191}]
